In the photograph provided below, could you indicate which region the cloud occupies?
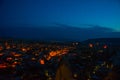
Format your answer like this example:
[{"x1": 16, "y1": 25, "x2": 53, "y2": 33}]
[{"x1": 0, "y1": 24, "x2": 120, "y2": 41}]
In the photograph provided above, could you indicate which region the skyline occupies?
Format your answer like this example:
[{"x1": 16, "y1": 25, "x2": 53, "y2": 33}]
[{"x1": 1, "y1": 25, "x2": 120, "y2": 41}]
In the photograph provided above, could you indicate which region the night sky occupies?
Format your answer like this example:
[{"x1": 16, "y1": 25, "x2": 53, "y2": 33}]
[{"x1": 0, "y1": 0, "x2": 120, "y2": 41}]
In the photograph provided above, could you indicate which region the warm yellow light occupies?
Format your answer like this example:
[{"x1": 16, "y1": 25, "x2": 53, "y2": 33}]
[
  {"x1": 89, "y1": 43, "x2": 93, "y2": 48},
  {"x1": 21, "y1": 48, "x2": 27, "y2": 52},
  {"x1": 103, "y1": 45, "x2": 107, "y2": 49},
  {"x1": 40, "y1": 59, "x2": 45, "y2": 65},
  {"x1": 0, "y1": 46, "x2": 3, "y2": 51},
  {"x1": 31, "y1": 57, "x2": 36, "y2": 61},
  {"x1": 0, "y1": 64, "x2": 7, "y2": 69},
  {"x1": 73, "y1": 74, "x2": 77, "y2": 78},
  {"x1": 15, "y1": 54, "x2": 21, "y2": 57}
]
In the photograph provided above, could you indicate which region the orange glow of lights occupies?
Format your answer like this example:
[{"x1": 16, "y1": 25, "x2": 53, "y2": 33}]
[
  {"x1": 6, "y1": 57, "x2": 13, "y2": 61},
  {"x1": 13, "y1": 61, "x2": 18, "y2": 65},
  {"x1": 89, "y1": 44, "x2": 93, "y2": 48},
  {"x1": 14, "y1": 54, "x2": 21, "y2": 57},
  {"x1": 31, "y1": 57, "x2": 36, "y2": 61},
  {"x1": 6, "y1": 46, "x2": 10, "y2": 49},
  {"x1": 104, "y1": 45, "x2": 107, "y2": 49},
  {"x1": 40, "y1": 59, "x2": 45, "y2": 65},
  {"x1": 50, "y1": 51, "x2": 56, "y2": 57},
  {"x1": 27, "y1": 47, "x2": 30, "y2": 51},
  {"x1": 62, "y1": 49, "x2": 69, "y2": 54},
  {"x1": 0, "y1": 53, "x2": 3, "y2": 56},
  {"x1": 22, "y1": 48, "x2": 27, "y2": 52},
  {"x1": 11, "y1": 65, "x2": 16, "y2": 68},
  {"x1": 35, "y1": 54, "x2": 39, "y2": 56},
  {"x1": 46, "y1": 56, "x2": 51, "y2": 60},
  {"x1": 0, "y1": 46, "x2": 3, "y2": 51},
  {"x1": 0, "y1": 64, "x2": 7, "y2": 69}
]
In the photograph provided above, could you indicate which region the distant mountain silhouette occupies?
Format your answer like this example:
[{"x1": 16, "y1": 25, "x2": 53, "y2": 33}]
[
  {"x1": 82, "y1": 38, "x2": 120, "y2": 49},
  {"x1": 82, "y1": 38, "x2": 120, "y2": 44},
  {"x1": 0, "y1": 24, "x2": 120, "y2": 41}
]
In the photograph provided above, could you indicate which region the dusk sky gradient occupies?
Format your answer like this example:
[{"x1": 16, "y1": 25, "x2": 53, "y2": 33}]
[{"x1": 1, "y1": 0, "x2": 120, "y2": 31}]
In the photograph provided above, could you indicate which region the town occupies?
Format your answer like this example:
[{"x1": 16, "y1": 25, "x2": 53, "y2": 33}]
[{"x1": 0, "y1": 38, "x2": 120, "y2": 80}]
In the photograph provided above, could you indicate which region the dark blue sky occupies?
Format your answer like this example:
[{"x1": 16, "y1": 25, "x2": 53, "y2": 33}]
[
  {"x1": 1, "y1": 0, "x2": 120, "y2": 31},
  {"x1": 0, "y1": 0, "x2": 120, "y2": 41}
]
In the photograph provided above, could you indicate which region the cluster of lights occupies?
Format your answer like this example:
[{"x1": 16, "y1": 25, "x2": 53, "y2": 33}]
[{"x1": 89, "y1": 43, "x2": 108, "y2": 49}]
